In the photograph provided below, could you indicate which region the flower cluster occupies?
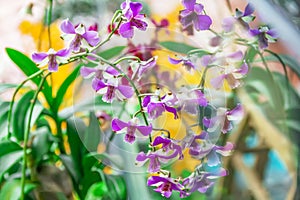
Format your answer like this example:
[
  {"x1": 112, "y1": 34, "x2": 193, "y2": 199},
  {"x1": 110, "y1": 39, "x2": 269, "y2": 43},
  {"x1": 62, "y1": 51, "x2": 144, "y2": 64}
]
[{"x1": 30, "y1": 0, "x2": 278, "y2": 198}]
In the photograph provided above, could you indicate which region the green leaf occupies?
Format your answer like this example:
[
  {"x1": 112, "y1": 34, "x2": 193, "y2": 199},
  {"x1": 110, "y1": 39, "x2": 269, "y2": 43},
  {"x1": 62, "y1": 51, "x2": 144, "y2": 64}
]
[
  {"x1": 106, "y1": 176, "x2": 127, "y2": 200},
  {"x1": 159, "y1": 41, "x2": 198, "y2": 54},
  {"x1": 245, "y1": 46, "x2": 258, "y2": 64},
  {"x1": 5, "y1": 48, "x2": 52, "y2": 104},
  {"x1": 84, "y1": 112, "x2": 101, "y2": 152},
  {"x1": 98, "y1": 46, "x2": 126, "y2": 60},
  {"x1": 12, "y1": 91, "x2": 34, "y2": 141},
  {"x1": 85, "y1": 182, "x2": 108, "y2": 200},
  {"x1": 0, "y1": 179, "x2": 35, "y2": 200},
  {"x1": 0, "y1": 102, "x2": 10, "y2": 139},
  {"x1": 53, "y1": 65, "x2": 81, "y2": 112},
  {"x1": 0, "y1": 84, "x2": 18, "y2": 94},
  {"x1": 0, "y1": 141, "x2": 23, "y2": 180},
  {"x1": 66, "y1": 117, "x2": 87, "y2": 180},
  {"x1": 31, "y1": 127, "x2": 51, "y2": 163}
]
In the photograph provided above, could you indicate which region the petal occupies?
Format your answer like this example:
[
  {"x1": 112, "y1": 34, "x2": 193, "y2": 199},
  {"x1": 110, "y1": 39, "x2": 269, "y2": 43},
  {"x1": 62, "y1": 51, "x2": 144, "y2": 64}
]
[
  {"x1": 222, "y1": 17, "x2": 235, "y2": 32},
  {"x1": 55, "y1": 48, "x2": 70, "y2": 57},
  {"x1": 165, "y1": 105, "x2": 178, "y2": 119},
  {"x1": 142, "y1": 95, "x2": 151, "y2": 107},
  {"x1": 136, "y1": 125, "x2": 152, "y2": 136},
  {"x1": 237, "y1": 62, "x2": 248, "y2": 75},
  {"x1": 48, "y1": 58, "x2": 58, "y2": 72},
  {"x1": 111, "y1": 118, "x2": 129, "y2": 131},
  {"x1": 194, "y1": 3, "x2": 204, "y2": 14},
  {"x1": 131, "y1": 18, "x2": 148, "y2": 31},
  {"x1": 194, "y1": 15, "x2": 212, "y2": 31},
  {"x1": 152, "y1": 136, "x2": 170, "y2": 146},
  {"x1": 227, "y1": 51, "x2": 243, "y2": 60},
  {"x1": 80, "y1": 66, "x2": 97, "y2": 78},
  {"x1": 82, "y1": 31, "x2": 100, "y2": 46},
  {"x1": 215, "y1": 142, "x2": 234, "y2": 156},
  {"x1": 92, "y1": 78, "x2": 107, "y2": 91},
  {"x1": 60, "y1": 19, "x2": 75, "y2": 34},
  {"x1": 129, "y1": 2, "x2": 143, "y2": 17},
  {"x1": 117, "y1": 84, "x2": 134, "y2": 99},
  {"x1": 201, "y1": 55, "x2": 213, "y2": 66},
  {"x1": 124, "y1": 133, "x2": 136, "y2": 143},
  {"x1": 227, "y1": 104, "x2": 244, "y2": 121},
  {"x1": 182, "y1": 0, "x2": 196, "y2": 10},
  {"x1": 207, "y1": 151, "x2": 220, "y2": 166},
  {"x1": 243, "y1": 3, "x2": 255, "y2": 16},
  {"x1": 168, "y1": 57, "x2": 182, "y2": 64},
  {"x1": 194, "y1": 90, "x2": 208, "y2": 106},
  {"x1": 249, "y1": 29, "x2": 260, "y2": 36},
  {"x1": 266, "y1": 29, "x2": 278, "y2": 38},
  {"x1": 32, "y1": 52, "x2": 48, "y2": 63},
  {"x1": 211, "y1": 74, "x2": 226, "y2": 89},
  {"x1": 147, "y1": 102, "x2": 165, "y2": 119},
  {"x1": 136, "y1": 152, "x2": 149, "y2": 162},
  {"x1": 119, "y1": 22, "x2": 134, "y2": 38},
  {"x1": 105, "y1": 66, "x2": 120, "y2": 76}
]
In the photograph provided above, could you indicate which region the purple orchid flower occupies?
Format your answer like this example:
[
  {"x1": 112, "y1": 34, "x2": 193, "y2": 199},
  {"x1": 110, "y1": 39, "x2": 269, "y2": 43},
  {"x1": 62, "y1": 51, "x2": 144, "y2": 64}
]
[
  {"x1": 147, "y1": 175, "x2": 184, "y2": 198},
  {"x1": 179, "y1": 0, "x2": 212, "y2": 35},
  {"x1": 60, "y1": 19, "x2": 100, "y2": 52},
  {"x1": 203, "y1": 104, "x2": 244, "y2": 134},
  {"x1": 177, "y1": 87, "x2": 208, "y2": 115},
  {"x1": 136, "y1": 137, "x2": 182, "y2": 172},
  {"x1": 181, "y1": 131, "x2": 208, "y2": 156},
  {"x1": 32, "y1": 48, "x2": 70, "y2": 72},
  {"x1": 143, "y1": 92, "x2": 179, "y2": 120},
  {"x1": 119, "y1": 0, "x2": 148, "y2": 38},
  {"x1": 250, "y1": 26, "x2": 277, "y2": 49},
  {"x1": 111, "y1": 118, "x2": 152, "y2": 143},
  {"x1": 169, "y1": 56, "x2": 196, "y2": 71},
  {"x1": 211, "y1": 61, "x2": 248, "y2": 89},
  {"x1": 130, "y1": 56, "x2": 157, "y2": 80},
  {"x1": 181, "y1": 165, "x2": 227, "y2": 197},
  {"x1": 205, "y1": 142, "x2": 234, "y2": 166},
  {"x1": 222, "y1": 3, "x2": 255, "y2": 32}
]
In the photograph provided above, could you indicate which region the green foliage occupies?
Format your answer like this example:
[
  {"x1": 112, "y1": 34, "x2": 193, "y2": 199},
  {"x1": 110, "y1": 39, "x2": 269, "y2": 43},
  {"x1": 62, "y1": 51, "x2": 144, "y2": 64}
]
[
  {"x1": 98, "y1": 46, "x2": 126, "y2": 60},
  {"x1": 5, "y1": 48, "x2": 53, "y2": 104},
  {"x1": 0, "y1": 179, "x2": 35, "y2": 200},
  {"x1": 160, "y1": 41, "x2": 198, "y2": 54}
]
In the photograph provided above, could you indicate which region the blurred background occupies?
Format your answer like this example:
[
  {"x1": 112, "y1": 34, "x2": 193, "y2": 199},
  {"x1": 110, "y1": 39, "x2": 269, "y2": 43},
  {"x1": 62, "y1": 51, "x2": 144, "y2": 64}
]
[{"x1": 0, "y1": 0, "x2": 300, "y2": 199}]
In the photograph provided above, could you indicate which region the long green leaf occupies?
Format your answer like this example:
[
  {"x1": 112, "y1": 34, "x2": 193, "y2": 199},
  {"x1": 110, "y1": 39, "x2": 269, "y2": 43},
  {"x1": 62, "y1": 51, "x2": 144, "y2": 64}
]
[
  {"x1": 53, "y1": 65, "x2": 81, "y2": 112},
  {"x1": 0, "y1": 84, "x2": 18, "y2": 94},
  {"x1": 98, "y1": 46, "x2": 126, "y2": 60},
  {"x1": 0, "y1": 179, "x2": 35, "y2": 200},
  {"x1": 83, "y1": 112, "x2": 101, "y2": 152},
  {"x1": 159, "y1": 41, "x2": 198, "y2": 54},
  {"x1": 5, "y1": 48, "x2": 52, "y2": 104}
]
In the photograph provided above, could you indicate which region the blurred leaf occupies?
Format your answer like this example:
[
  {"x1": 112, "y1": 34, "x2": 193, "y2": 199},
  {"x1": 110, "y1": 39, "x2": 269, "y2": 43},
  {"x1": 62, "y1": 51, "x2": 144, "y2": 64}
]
[
  {"x1": 66, "y1": 117, "x2": 87, "y2": 180},
  {"x1": 159, "y1": 41, "x2": 198, "y2": 54},
  {"x1": 5, "y1": 48, "x2": 52, "y2": 104},
  {"x1": 0, "y1": 141, "x2": 22, "y2": 180},
  {"x1": 60, "y1": 155, "x2": 79, "y2": 184},
  {"x1": 84, "y1": 112, "x2": 101, "y2": 152},
  {"x1": 31, "y1": 127, "x2": 51, "y2": 164},
  {"x1": 0, "y1": 84, "x2": 18, "y2": 94},
  {"x1": 12, "y1": 91, "x2": 34, "y2": 141},
  {"x1": 98, "y1": 46, "x2": 126, "y2": 60},
  {"x1": 85, "y1": 182, "x2": 108, "y2": 200},
  {"x1": 286, "y1": 107, "x2": 300, "y2": 132},
  {"x1": 245, "y1": 46, "x2": 258, "y2": 64},
  {"x1": 53, "y1": 65, "x2": 81, "y2": 112},
  {"x1": 0, "y1": 179, "x2": 35, "y2": 200},
  {"x1": 106, "y1": 176, "x2": 127, "y2": 200},
  {"x1": 59, "y1": 95, "x2": 110, "y2": 119},
  {"x1": 0, "y1": 102, "x2": 10, "y2": 139}
]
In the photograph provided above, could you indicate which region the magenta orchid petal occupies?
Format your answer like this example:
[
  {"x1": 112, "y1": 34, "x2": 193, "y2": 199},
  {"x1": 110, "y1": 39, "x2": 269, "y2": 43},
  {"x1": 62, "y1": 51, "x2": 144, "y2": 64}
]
[
  {"x1": 32, "y1": 52, "x2": 48, "y2": 62},
  {"x1": 117, "y1": 84, "x2": 134, "y2": 98},
  {"x1": 80, "y1": 67, "x2": 98, "y2": 77},
  {"x1": 111, "y1": 118, "x2": 129, "y2": 131},
  {"x1": 222, "y1": 16, "x2": 235, "y2": 32},
  {"x1": 129, "y1": 2, "x2": 143, "y2": 17},
  {"x1": 152, "y1": 136, "x2": 171, "y2": 147},
  {"x1": 228, "y1": 51, "x2": 243, "y2": 60},
  {"x1": 136, "y1": 125, "x2": 152, "y2": 136},
  {"x1": 48, "y1": 55, "x2": 58, "y2": 72},
  {"x1": 105, "y1": 66, "x2": 120, "y2": 76},
  {"x1": 168, "y1": 57, "x2": 182, "y2": 65},
  {"x1": 194, "y1": 15, "x2": 212, "y2": 31},
  {"x1": 55, "y1": 48, "x2": 70, "y2": 57},
  {"x1": 237, "y1": 62, "x2": 249, "y2": 75},
  {"x1": 211, "y1": 74, "x2": 226, "y2": 89},
  {"x1": 119, "y1": 22, "x2": 134, "y2": 38},
  {"x1": 182, "y1": 0, "x2": 196, "y2": 10},
  {"x1": 243, "y1": 3, "x2": 255, "y2": 16},
  {"x1": 165, "y1": 105, "x2": 178, "y2": 119},
  {"x1": 60, "y1": 19, "x2": 75, "y2": 34},
  {"x1": 142, "y1": 95, "x2": 151, "y2": 107},
  {"x1": 193, "y1": 3, "x2": 204, "y2": 14},
  {"x1": 82, "y1": 31, "x2": 100, "y2": 46},
  {"x1": 147, "y1": 102, "x2": 165, "y2": 119},
  {"x1": 227, "y1": 104, "x2": 244, "y2": 121},
  {"x1": 92, "y1": 78, "x2": 107, "y2": 91}
]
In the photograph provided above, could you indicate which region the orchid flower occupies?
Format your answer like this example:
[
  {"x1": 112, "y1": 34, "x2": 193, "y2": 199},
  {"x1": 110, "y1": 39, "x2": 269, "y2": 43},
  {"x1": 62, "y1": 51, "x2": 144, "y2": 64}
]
[
  {"x1": 148, "y1": 175, "x2": 184, "y2": 198},
  {"x1": 250, "y1": 26, "x2": 277, "y2": 49},
  {"x1": 32, "y1": 48, "x2": 70, "y2": 72},
  {"x1": 111, "y1": 118, "x2": 152, "y2": 143}
]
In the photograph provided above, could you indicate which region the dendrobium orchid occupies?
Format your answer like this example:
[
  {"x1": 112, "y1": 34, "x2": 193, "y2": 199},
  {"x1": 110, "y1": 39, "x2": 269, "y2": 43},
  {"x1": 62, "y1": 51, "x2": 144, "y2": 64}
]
[
  {"x1": 179, "y1": 0, "x2": 212, "y2": 35},
  {"x1": 203, "y1": 104, "x2": 244, "y2": 134},
  {"x1": 143, "y1": 91, "x2": 179, "y2": 120},
  {"x1": 250, "y1": 26, "x2": 277, "y2": 49},
  {"x1": 111, "y1": 118, "x2": 152, "y2": 143},
  {"x1": 210, "y1": 62, "x2": 248, "y2": 89},
  {"x1": 168, "y1": 56, "x2": 196, "y2": 72},
  {"x1": 60, "y1": 19, "x2": 100, "y2": 52},
  {"x1": 119, "y1": 0, "x2": 148, "y2": 38},
  {"x1": 32, "y1": 48, "x2": 70, "y2": 72},
  {"x1": 147, "y1": 175, "x2": 184, "y2": 198}
]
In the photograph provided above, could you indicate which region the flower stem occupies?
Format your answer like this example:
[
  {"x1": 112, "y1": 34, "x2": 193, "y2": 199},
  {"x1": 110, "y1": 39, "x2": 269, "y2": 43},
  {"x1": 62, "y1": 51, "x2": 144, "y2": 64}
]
[
  {"x1": 7, "y1": 69, "x2": 46, "y2": 139},
  {"x1": 20, "y1": 72, "x2": 51, "y2": 200}
]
